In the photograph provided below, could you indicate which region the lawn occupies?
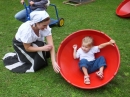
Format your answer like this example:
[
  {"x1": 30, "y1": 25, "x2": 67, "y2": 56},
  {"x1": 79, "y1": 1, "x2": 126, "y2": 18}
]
[{"x1": 0, "y1": 0, "x2": 130, "y2": 97}]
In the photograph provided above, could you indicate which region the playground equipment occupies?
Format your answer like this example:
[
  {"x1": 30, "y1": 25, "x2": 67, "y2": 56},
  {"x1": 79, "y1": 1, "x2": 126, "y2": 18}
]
[
  {"x1": 57, "y1": 29, "x2": 120, "y2": 89},
  {"x1": 23, "y1": 3, "x2": 64, "y2": 27},
  {"x1": 116, "y1": 0, "x2": 130, "y2": 18},
  {"x1": 49, "y1": 4, "x2": 64, "y2": 27}
]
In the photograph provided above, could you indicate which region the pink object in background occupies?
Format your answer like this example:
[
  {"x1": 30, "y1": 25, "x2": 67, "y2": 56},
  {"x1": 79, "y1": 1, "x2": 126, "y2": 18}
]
[{"x1": 116, "y1": 0, "x2": 130, "y2": 18}]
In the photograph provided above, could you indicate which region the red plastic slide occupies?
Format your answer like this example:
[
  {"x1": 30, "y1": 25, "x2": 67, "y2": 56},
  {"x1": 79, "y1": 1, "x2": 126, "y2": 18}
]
[
  {"x1": 57, "y1": 29, "x2": 120, "y2": 89},
  {"x1": 116, "y1": 0, "x2": 130, "y2": 18}
]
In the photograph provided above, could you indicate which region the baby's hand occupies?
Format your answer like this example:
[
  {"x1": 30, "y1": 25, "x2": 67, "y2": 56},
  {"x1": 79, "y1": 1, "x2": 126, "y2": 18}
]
[
  {"x1": 109, "y1": 39, "x2": 115, "y2": 46},
  {"x1": 73, "y1": 44, "x2": 77, "y2": 49}
]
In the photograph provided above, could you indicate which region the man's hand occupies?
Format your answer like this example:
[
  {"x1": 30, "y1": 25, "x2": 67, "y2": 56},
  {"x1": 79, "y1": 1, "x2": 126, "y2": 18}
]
[
  {"x1": 29, "y1": 1, "x2": 34, "y2": 6},
  {"x1": 20, "y1": 0, "x2": 24, "y2": 4}
]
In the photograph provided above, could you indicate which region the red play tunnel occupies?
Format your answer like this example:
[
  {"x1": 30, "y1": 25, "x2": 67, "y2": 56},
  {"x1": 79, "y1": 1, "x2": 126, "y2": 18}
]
[
  {"x1": 116, "y1": 0, "x2": 130, "y2": 18},
  {"x1": 57, "y1": 29, "x2": 120, "y2": 89}
]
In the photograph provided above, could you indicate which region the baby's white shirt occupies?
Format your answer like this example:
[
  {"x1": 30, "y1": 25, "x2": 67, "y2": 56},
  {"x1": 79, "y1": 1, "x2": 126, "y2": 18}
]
[{"x1": 76, "y1": 46, "x2": 100, "y2": 61}]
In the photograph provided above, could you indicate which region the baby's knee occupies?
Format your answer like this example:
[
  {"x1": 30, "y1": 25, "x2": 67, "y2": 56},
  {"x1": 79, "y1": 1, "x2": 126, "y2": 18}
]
[{"x1": 99, "y1": 56, "x2": 105, "y2": 60}]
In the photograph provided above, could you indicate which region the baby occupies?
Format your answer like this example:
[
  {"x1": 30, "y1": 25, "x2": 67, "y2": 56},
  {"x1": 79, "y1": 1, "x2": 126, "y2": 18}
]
[{"x1": 73, "y1": 36, "x2": 115, "y2": 84}]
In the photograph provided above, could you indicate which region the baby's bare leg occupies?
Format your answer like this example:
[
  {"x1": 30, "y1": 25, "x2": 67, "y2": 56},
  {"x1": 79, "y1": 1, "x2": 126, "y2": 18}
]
[
  {"x1": 99, "y1": 66, "x2": 104, "y2": 74},
  {"x1": 82, "y1": 67, "x2": 89, "y2": 76}
]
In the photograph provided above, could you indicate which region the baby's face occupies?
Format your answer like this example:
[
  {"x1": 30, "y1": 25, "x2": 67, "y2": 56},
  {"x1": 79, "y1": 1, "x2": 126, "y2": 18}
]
[{"x1": 81, "y1": 43, "x2": 92, "y2": 53}]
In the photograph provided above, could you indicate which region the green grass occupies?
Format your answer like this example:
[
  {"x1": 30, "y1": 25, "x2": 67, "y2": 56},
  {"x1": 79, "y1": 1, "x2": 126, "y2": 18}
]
[{"x1": 0, "y1": 0, "x2": 130, "y2": 97}]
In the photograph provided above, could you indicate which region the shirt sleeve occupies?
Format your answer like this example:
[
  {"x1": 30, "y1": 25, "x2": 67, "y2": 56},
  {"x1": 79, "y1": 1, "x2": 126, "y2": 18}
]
[
  {"x1": 76, "y1": 48, "x2": 81, "y2": 58},
  {"x1": 16, "y1": 22, "x2": 35, "y2": 43},
  {"x1": 20, "y1": 29, "x2": 34, "y2": 43},
  {"x1": 92, "y1": 46, "x2": 100, "y2": 53},
  {"x1": 21, "y1": 33, "x2": 34, "y2": 43}
]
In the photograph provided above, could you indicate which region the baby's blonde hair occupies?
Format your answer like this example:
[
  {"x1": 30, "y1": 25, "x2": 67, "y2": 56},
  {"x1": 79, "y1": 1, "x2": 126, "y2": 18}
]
[{"x1": 82, "y1": 36, "x2": 93, "y2": 46}]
